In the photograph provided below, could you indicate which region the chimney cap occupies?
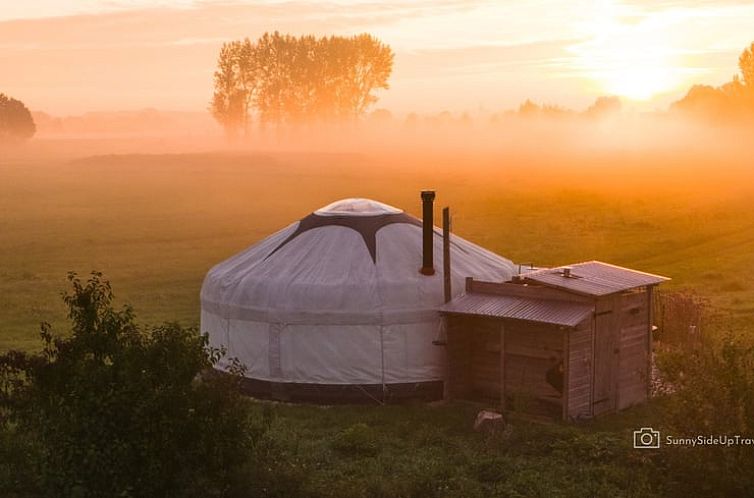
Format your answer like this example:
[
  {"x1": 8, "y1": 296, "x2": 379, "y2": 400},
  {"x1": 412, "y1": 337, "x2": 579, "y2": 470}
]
[{"x1": 421, "y1": 190, "x2": 436, "y2": 201}]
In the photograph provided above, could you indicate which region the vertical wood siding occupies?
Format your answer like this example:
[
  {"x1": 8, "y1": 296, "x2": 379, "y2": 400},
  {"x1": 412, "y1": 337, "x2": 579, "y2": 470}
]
[
  {"x1": 617, "y1": 289, "x2": 650, "y2": 409},
  {"x1": 567, "y1": 318, "x2": 593, "y2": 419}
]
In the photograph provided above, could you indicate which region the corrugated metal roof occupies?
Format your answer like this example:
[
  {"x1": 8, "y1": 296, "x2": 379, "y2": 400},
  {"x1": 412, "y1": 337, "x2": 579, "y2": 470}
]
[
  {"x1": 440, "y1": 293, "x2": 593, "y2": 327},
  {"x1": 524, "y1": 261, "x2": 669, "y2": 296}
]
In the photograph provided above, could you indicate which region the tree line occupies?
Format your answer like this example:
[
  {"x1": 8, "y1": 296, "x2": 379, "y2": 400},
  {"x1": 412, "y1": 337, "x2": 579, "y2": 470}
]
[
  {"x1": 0, "y1": 93, "x2": 35, "y2": 143},
  {"x1": 210, "y1": 32, "x2": 393, "y2": 138},
  {"x1": 671, "y1": 42, "x2": 754, "y2": 119}
]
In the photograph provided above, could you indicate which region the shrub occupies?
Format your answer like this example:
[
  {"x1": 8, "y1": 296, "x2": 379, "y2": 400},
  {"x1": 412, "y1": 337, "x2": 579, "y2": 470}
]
[
  {"x1": 0, "y1": 272, "x2": 255, "y2": 498},
  {"x1": 653, "y1": 289, "x2": 711, "y2": 346},
  {"x1": 657, "y1": 332, "x2": 754, "y2": 497}
]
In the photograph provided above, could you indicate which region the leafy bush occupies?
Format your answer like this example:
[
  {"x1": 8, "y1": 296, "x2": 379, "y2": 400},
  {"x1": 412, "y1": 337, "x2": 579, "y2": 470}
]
[
  {"x1": 657, "y1": 332, "x2": 754, "y2": 497},
  {"x1": 0, "y1": 423, "x2": 43, "y2": 498},
  {"x1": 0, "y1": 272, "x2": 255, "y2": 498},
  {"x1": 653, "y1": 288, "x2": 711, "y2": 346}
]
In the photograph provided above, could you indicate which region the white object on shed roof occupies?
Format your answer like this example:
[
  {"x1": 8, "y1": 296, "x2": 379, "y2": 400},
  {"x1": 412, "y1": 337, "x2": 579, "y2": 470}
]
[{"x1": 524, "y1": 261, "x2": 669, "y2": 296}]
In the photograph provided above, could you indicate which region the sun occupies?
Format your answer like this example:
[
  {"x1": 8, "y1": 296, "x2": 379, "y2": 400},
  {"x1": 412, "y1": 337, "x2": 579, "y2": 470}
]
[
  {"x1": 591, "y1": 56, "x2": 676, "y2": 101},
  {"x1": 571, "y1": 3, "x2": 684, "y2": 101}
]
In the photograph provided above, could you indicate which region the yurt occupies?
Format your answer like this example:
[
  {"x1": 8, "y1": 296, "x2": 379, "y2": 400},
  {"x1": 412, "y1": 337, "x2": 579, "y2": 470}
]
[{"x1": 200, "y1": 193, "x2": 516, "y2": 402}]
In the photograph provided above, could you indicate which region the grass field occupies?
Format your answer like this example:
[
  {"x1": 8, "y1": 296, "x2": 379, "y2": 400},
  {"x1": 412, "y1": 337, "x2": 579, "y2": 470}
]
[
  {"x1": 2, "y1": 136, "x2": 753, "y2": 496},
  {"x1": 2, "y1": 138, "x2": 754, "y2": 350},
  {"x1": 237, "y1": 398, "x2": 671, "y2": 497}
]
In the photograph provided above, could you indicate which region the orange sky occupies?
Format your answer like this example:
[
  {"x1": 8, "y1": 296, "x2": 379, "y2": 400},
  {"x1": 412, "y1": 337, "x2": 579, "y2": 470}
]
[{"x1": 2, "y1": 0, "x2": 753, "y2": 115}]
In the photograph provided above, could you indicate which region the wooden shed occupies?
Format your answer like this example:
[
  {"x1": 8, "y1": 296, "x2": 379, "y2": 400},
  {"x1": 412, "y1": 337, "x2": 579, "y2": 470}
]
[{"x1": 440, "y1": 261, "x2": 668, "y2": 421}]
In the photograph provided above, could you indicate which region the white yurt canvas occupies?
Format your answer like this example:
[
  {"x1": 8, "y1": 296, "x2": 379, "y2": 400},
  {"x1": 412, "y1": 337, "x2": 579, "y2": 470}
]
[{"x1": 200, "y1": 197, "x2": 516, "y2": 402}]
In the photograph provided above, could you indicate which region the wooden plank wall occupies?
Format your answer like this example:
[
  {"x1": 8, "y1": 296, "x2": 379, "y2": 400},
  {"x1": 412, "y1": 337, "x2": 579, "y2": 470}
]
[
  {"x1": 504, "y1": 323, "x2": 564, "y2": 419},
  {"x1": 469, "y1": 318, "x2": 501, "y2": 401},
  {"x1": 567, "y1": 318, "x2": 593, "y2": 420},
  {"x1": 447, "y1": 316, "x2": 567, "y2": 419},
  {"x1": 616, "y1": 289, "x2": 650, "y2": 409},
  {"x1": 446, "y1": 316, "x2": 472, "y2": 399},
  {"x1": 447, "y1": 284, "x2": 655, "y2": 419}
]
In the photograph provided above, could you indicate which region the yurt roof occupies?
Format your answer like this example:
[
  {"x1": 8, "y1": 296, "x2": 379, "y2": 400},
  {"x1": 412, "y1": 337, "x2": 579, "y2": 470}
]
[
  {"x1": 201, "y1": 198, "x2": 516, "y2": 322},
  {"x1": 267, "y1": 198, "x2": 420, "y2": 263}
]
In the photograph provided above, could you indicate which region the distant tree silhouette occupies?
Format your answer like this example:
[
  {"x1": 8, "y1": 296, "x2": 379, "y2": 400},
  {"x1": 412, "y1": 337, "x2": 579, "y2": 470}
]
[
  {"x1": 210, "y1": 32, "x2": 393, "y2": 138},
  {"x1": 584, "y1": 96, "x2": 621, "y2": 118},
  {"x1": 404, "y1": 112, "x2": 419, "y2": 128},
  {"x1": 517, "y1": 99, "x2": 541, "y2": 116},
  {"x1": 672, "y1": 41, "x2": 754, "y2": 120},
  {"x1": 739, "y1": 42, "x2": 754, "y2": 89},
  {"x1": 369, "y1": 108, "x2": 393, "y2": 124},
  {"x1": 0, "y1": 93, "x2": 35, "y2": 143},
  {"x1": 210, "y1": 40, "x2": 257, "y2": 139},
  {"x1": 347, "y1": 34, "x2": 394, "y2": 117},
  {"x1": 671, "y1": 84, "x2": 729, "y2": 118},
  {"x1": 515, "y1": 99, "x2": 573, "y2": 118}
]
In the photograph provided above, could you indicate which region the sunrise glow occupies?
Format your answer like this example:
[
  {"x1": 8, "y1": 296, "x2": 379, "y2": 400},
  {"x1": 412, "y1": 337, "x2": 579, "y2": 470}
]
[
  {"x1": 3, "y1": 1, "x2": 754, "y2": 496},
  {"x1": 1, "y1": 1, "x2": 753, "y2": 114},
  {"x1": 572, "y1": 6, "x2": 684, "y2": 100}
]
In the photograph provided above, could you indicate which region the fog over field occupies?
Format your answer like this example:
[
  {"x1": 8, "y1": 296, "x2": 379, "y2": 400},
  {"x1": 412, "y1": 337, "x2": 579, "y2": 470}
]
[
  {"x1": 5, "y1": 2, "x2": 754, "y2": 496},
  {"x1": 3, "y1": 111, "x2": 754, "y2": 350}
]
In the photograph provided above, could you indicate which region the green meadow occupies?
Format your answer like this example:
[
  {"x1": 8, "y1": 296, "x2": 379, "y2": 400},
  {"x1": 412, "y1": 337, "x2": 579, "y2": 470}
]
[
  {"x1": 3, "y1": 139, "x2": 754, "y2": 497},
  {"x1": 2, "y1": 141, "x2": 753, "y2": 351}
]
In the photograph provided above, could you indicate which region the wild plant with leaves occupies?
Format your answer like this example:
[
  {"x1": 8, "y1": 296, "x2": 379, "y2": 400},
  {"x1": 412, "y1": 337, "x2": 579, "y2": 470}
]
[{"x1": 0, "y1": 272, "x2": 257, "y2": 498}]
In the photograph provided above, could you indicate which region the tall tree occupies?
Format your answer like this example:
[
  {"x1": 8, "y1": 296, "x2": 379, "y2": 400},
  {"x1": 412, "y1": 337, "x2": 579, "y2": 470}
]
[
  {"x1": 209, "y1": 33, "x2": 394, "y2": 136},
  {"x1": 0, "y1": 93, "x2": 35, "y2": 143},
  {"x1": 349, "y1": 34, "x2": 393, "y2": 118},
  {"x1": 210, "y1": 41, "x2": 257, "y2": 139},
  {"x1": 739, "y1": 42, "x2": 754, "y2": 89}
]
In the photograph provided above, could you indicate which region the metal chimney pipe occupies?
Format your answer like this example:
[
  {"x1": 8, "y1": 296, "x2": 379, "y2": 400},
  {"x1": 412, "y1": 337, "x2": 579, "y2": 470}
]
[{"x1": 420, "y1": 190, "x2": 436, "y2": 275}]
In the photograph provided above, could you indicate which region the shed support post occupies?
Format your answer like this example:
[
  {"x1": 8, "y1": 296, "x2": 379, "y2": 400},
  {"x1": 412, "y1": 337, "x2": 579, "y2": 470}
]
[
  {"x1": 499, "y1": 322, "x2": 506, "y2": 415},
  {"x1": 647, "y1": 286, "x2": 654, "y2": 400},
  {"x1": 442, "y1": 318, "x2": 450, "y2": 401},
  {"x1": 562, "y1": 328, "x2": 570, "y2": 421},
  {"x1": 443, "y1": 207, "x2": 451, "y2": 303},
  {"x1": 380, "y1": 326, "x2": 386, "y2": 404}
]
